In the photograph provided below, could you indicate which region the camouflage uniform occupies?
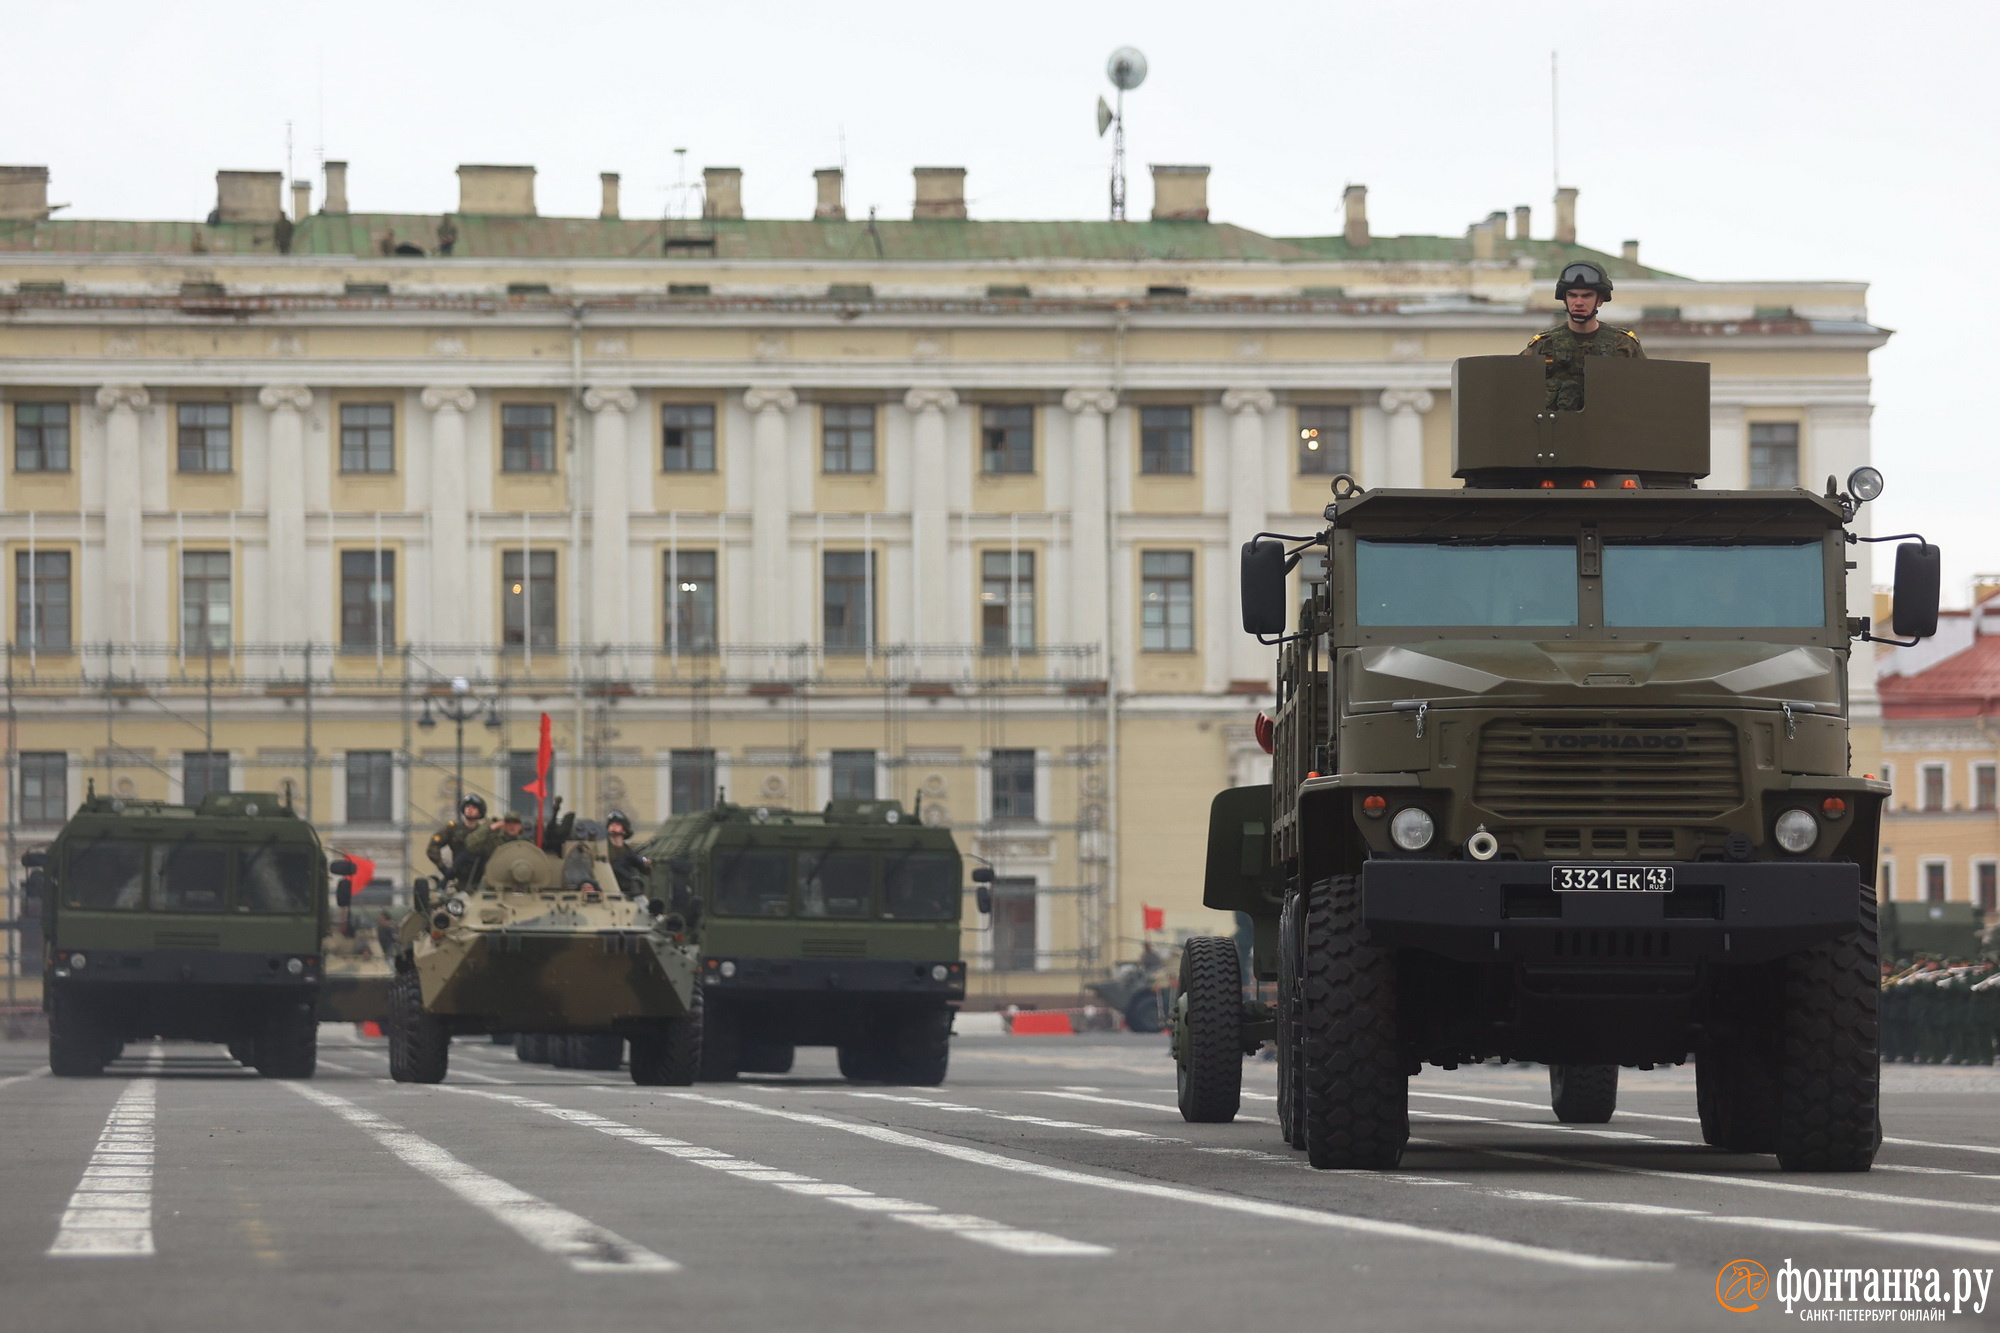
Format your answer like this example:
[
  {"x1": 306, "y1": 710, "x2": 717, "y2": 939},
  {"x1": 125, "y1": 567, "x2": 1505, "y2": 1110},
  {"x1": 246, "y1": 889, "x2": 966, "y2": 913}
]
[
  {"x1": 426, "y1": 816, "x2": 481, "y2": 884},
  {"x1": 1521, "y1": 324, "x2": 1646, "y2": 411}
]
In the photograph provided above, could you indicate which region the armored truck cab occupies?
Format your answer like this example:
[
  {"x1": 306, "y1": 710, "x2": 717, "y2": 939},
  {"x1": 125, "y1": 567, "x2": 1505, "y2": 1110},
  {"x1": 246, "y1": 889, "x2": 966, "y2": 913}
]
[
  {"x1": 642, "y1": 799, "x2": 966, "y2": 1084},
  {"x1": 31, "y1": 790, "x2": 337, "y2": 1077},
  {"x1": 1187, "y1": 356, "x2": 1940, "y2": 1173}
]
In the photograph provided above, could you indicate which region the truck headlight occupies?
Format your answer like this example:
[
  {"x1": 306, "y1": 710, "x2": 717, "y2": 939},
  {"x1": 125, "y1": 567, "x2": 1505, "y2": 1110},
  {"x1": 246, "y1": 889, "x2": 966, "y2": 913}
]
[
  {"x1": 719, "y1": 960, "x2": 737, "y2": 978},
  {"x1": 1390, "y1": 808, "x2": 1435, "y2": 851},
  {"x1": 286, "y1": 957, "x2": 305, "y2": 976},
  {"x1": 70, "y1": 952, "x2": 87, "y2": 970},
  {"x1": 445, "y1": 898, "x2": 466, "y2": 917},
  {"x1": 1774, "y1": 809, "x2": 1819, "y2": 853}
]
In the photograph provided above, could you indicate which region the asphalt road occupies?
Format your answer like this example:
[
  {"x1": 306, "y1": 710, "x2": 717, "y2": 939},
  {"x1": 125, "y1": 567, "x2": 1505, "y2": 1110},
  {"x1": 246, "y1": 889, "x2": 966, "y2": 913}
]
[{"x1": 3, "y1": 1030, "x2": 1998, "y2": 1332}]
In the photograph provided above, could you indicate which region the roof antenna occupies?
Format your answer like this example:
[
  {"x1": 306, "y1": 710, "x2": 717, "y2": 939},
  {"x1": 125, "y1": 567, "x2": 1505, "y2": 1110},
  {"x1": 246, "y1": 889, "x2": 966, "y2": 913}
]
[
  {"x1": 1101, "y1": 47, "x2": 1148, "y2": 222},
  {"x1": 1550, "y1": 51, "x2": 1562, "y2": 197}
]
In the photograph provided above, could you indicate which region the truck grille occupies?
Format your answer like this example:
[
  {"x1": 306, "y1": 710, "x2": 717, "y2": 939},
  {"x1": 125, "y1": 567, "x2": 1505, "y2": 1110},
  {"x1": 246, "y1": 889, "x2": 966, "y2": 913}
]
[
  {"x1": 1475, "y1": 719, "x2": 1742, "y2": 819},
  {"x1": 802, "y1": 938, "x2": 867, "y2": 959}
]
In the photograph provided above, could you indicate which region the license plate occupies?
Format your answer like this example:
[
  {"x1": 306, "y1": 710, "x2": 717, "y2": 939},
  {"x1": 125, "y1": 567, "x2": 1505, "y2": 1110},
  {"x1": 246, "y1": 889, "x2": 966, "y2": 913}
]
[{"x1": 1552, "y1": 864, "x2": 1674, "y2": 892}]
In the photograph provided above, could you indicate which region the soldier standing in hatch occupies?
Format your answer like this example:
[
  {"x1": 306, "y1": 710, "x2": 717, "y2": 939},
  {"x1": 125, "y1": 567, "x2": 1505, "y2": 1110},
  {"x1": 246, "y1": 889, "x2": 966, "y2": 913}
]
[
  {"x1": 1521, "y1": 261, "x2": 1645, "y2": 410},
  {"x1": 426, "y1": 794, "x2": 488, "y2": 887},
  {"x1": 604, "y1": 812, "x2": 650, "y2": 897}
]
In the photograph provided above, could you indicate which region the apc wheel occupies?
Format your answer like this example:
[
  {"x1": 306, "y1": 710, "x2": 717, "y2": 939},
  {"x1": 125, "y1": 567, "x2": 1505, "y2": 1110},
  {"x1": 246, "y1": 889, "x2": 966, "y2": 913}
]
[
  {"x1": 548, "y1": 1033, "x2": 576, "y2": 1068},
  {"x1": 1775, "y1": 899, "x2": 1881, "y2": 1172},
  {"x1": 698, "y1": 1002, "x2": 740, "y2": 1081},
  {"x1": 516, "y1": 1033, "x2": 545, "y2": 1063},
  {"x1": 570, "y1": 1034, "x2": 625, "y2": 1072},
  {"x1": 1176, "y1": 936, "x2": 1244, "y2": 1123},
  {"x1": 1124, "y1": 989, "x2": 1165, "y2": 1034},
  {"x1": 388, "y1": 970, "x2": 449, "y2": 1084},
  {"x1": 738, "y1": 1041, "x2": 796, "y2": 1075},
  {"x1": 1277, "y1": 892, "x2": 1305, "y2": 1150},
  {"x1": 48, "y1": 992, "x2": 109, "y2": 1077},
  {"x1": 632, "y1": 987, "x2": 703, "y2": 1087},
  {"x1": 1549, "y1": 1065, "x2": 1618, "y2": 1123},
  {"x1": 1299, "y1": 876, "x2": 1408, "y2": 1170},
  {"x1": 884, "y1": 1005, "x2": 951, "y2": 1086},
  {"x1": 254, "y1": 1001, "x2": 318, "y2": 1079}
]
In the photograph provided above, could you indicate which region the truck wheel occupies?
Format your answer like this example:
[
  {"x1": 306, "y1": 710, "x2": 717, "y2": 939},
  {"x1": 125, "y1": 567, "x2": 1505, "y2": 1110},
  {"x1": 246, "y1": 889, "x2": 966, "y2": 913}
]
[
  {"x1": 48, "y1": 992, "x2": 109, "y2": 1077},
  {"x1": 1299, "y1": 875, "x2": 1408, "y2": 1170},
  {"x1": 885, "y1": 1006, "x2": 952, "y2": 1086},
  {"x1": 1176, "y1": 936, "x2": 1244, "y2": 1123},
  {"x1": 698, "y1": 1003, "x2": 740, "y2": 1082},
  {"x1": 837, "y1": 1040, "x2": 889, "y2": 1082},
  {"x1": 632, "y1": 987, "x2": 703, "y2": 1087},
  {"x1": 516, "y1": 1033, "x2": 544, "y2": 1063},
  {"x1": 1124, "y1": 989, "x2": 1165, "y2": 1034},
  {"x1": 1696, "y1": 1031, "x2": 1780, "y2": 1152},
  {"x1": 227, "y1": 1037, "x2": 256, "y2": 1066},
  {"x1": 738, "y1": 1042, "x2": 796, "y2": 1075},
  {"x1": 576, "y1": 1034, "x2": 626, "y2": 1071},
  {"x1": 549, "y1": 1034, "x2": 576, "y2": 1068},
  {"x1": 1277, "y1": 893, "x2": 1305, "y2": 1150},
  {"x1": 388, "y1": 970, "x2": 449, "y2": 1084},
  {"x1": 1775, "y1": 901, "x2": 1881, "y2": 1172},
  {"x1": 254, "y1": 1002, "x2": 318, "y2": 1079},
  {"x1": 1549, "y1": 1064, "x2": 1618, "y2": 1123}
]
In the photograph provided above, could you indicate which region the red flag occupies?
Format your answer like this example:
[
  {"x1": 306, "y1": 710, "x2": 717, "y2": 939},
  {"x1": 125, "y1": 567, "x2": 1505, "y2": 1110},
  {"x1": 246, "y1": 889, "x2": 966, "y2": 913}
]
[
  {"x1": 345, "y1": 854, "x2": 376, "y2": 895},
  {"x1": 521, "y1": 712, "x2": 553, "y2": 839},
  {"x1": 1142, "y1": 904, "x2": 1165, "y2": 933}
]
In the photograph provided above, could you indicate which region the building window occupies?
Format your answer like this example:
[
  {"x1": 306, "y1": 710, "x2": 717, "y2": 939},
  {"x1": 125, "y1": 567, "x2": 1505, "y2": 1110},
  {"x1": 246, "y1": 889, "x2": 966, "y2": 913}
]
[
  {"x1": 1920, "y1": 762, "x2": 1946, "y2": 812},
  {"x1": 981, "y1": 550, "x2": 1036, "y2": 650},
  {"x1": 666, "y1": 550, "x2": 717, "y2": 652},
  {"x1": 661, "y1": 404, "x2": 716, "y2": 472},
  {"x1": 981, "y1": 404, "x2": 1035, "y2": 474},
  {"x1": 339, "y1": 403, "x2": 395, "y2": 473},
  {"x1": 15, "y1": 402, "x2": 70, "y2": 472},
  {"x1": 506, "y1": 750, "x2": 556, "y2": 820},
  {"x1": 831, "y1": 750, "x2": 877, "y2": 802},
  {"x1": 1881, "y1": 762, "x2": 1895, "y2": 809},
  {"x1": 1975, "y1": 763, "x2": 1996, "y2": 812},
  {"x1": 821, "y1": 404, "x2": 876, "y2": 474},
  {"x1": 501, "y1": 404, "x2": 556, "y2": 473},
  {"x1": 345, "y1": 751, "x2": 394, "y2": 824},
  {"x1": 181, "y1": 551, "x2": 231, "y2": 651},
  {"x1": 822, "y1": 551, "x2": 874, "y2": 652},
  {"x1": 1141, "y1": 551, "x2": 1195, "y2": 652},
  {"x1": 1139, "y1": 405, "x2": 1194, "y2": 475},
  {"x1": 1749, "y1": 422, "x2": 1799, "y2": 489},
  {"x1": 177, "y1": 402, "x2": 232, "y2": 473},
  {"x1": 1879, "y1": 861, "x2": 1894, "y2": 900},
  {"x1": 1297, "y1": 405, "x2": 1352, "y2": 475},
  {"x1": 1923, "y1": 861, "x2": 1947, "y2": 904},
  {"x1": 991, "y1": 749, "x2": 1036, "y2": 823},
  {"x1": 184, "y1": 751, "x2": 230, "y2": 805},
  {"x1": 670, "y1": 750, "x2": 716, "y2": 814},
  {"x1": 19, "y1": 752, "x2": 67, "y2": 823},
  {"x1": 1979, "y1": 862, "x2": 1998, "y2": 915},
  {"x1": 502, "y1": 550, "x2": 558, "y2": 648},
  {"x1": 15, "y1": 550, "x2": 71, "y2": 651},
  {"x1": 340, "y1": 550, "x2": 395, "y2": 651},
  {"x1": 990, "y1": 877, "x2": 1038, "y2": 972}
]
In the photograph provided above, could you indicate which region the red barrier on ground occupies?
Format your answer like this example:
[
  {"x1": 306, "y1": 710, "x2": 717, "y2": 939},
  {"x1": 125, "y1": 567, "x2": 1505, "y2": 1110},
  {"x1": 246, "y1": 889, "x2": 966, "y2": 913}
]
[{"x1": 1008, "y1": 1012, "x2": 1075, "y2": 1036}]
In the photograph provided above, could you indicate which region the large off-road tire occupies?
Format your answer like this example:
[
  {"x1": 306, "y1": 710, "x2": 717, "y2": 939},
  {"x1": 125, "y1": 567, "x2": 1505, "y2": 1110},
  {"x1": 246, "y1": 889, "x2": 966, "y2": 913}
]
[
  {"x1": 227, "y1": 1036, "x2": 257, "y2": 1066},
  {"x1": 698, "y1": 1000, "x2": 740, "y2": 1081},
  {"x1": 1549, "y1": 1064, "x2": 1618, "y2": 1124},
  {"x1": 388, "y1": 970, "x2": 449, "y2": 1084},
  {"x1": 1697, "y1": 1029, "x2": 1781, "y2": 1152},
  {"x1": 253, "y1": 1000, "x2": 318, "y2": 1079},
  {"x1": 737, "y1": 1041, "x2": 796, "y2": 1075},
  {"x1": 1277, "y1": 892, "x2": 1305, "y2": 1150},
  {"x1": 632, "y1": 987, "x2": 703, "y2": 1087},
  {"x1": 516, "y1": 1033, "x2": 545, "y2": 1063},
  {"x1": 1775, "y1": 902, "x2": 1881, "y2": 1172},
  {"x1": 569, "y1": 1034, "x2": 625, "y2": 1072},
  {"x1": 1299, "y1": 876, "x2": 1408, "y2": 1170},
  {"x1": 48, "y1": 991, "x2": 109, "y2": 1077},
  {"x1": 1176, "y1": 936, "x2": 1244, "y2": 1123},
  {"x1": 884, "y1": 1005, "x2": 952, "y2": 1086},
  {"x1": 1123, "y1": 989, "x2": 1165, "y2": 1034},
  {"x1": 837, "y1": 1039, "x2": 889, "y2": 1082},
  {"x1": 548, "y1": 1033, "x2": 577, "y2": 1068}
]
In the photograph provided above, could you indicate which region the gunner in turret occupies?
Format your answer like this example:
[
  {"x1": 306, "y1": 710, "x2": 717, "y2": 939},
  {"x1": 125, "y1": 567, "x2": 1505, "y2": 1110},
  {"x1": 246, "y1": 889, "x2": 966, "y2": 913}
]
[{"x1": 1521, "y1": 261, "x2": 1644, "y2": 410}]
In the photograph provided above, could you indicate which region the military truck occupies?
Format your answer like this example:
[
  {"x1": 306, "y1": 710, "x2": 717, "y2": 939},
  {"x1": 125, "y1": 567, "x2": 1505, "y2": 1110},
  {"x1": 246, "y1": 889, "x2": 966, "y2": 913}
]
[
  {"x1": 1179, "y1": 355, "x2": 1940, "y2": 1173},
  {"x1": 388, "y1": 823, "x2": 701, "y2": 1085},
  {"x1": 28, "y1": 789, "x2": 347, "y2": 1078},
  {"x1": 1881, "y1": 901, "x2": 1988, "y2": 963},
  {"x1": 640, "y1": 799, "x2": 968, "y2": 1084}
]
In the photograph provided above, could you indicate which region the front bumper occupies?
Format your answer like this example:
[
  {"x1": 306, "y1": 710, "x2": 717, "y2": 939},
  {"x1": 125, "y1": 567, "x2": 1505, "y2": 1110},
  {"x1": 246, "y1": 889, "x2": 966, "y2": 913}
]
[
  {"x1": 701, "y1": 956, "x2": 966, "y2": 999},
  {"x1": 1363, "y1": 859, "x2": 1864, "y2": 966},
  {"x1": 49, "y1": 948, "x2": 321, "y2": 988}
]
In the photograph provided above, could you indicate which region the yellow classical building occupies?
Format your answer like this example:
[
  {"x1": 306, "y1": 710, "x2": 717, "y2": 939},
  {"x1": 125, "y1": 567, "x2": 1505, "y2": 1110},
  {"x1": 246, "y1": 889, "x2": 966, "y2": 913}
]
[{"x1": 0, "y1": 158, "x2": 1889, "y2": 1002}]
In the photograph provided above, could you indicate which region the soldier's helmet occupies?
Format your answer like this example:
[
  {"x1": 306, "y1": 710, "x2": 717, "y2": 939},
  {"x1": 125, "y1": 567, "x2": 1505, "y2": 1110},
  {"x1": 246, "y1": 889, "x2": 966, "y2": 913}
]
[
  {"x1": 605, "y1": 810, "x2": 632, "y2": 837},
  {"x1": 1555, "y1": 261, "x2": 1613, "y2": 303},
  {"x1": 460, "y1": 793, "x2": 488, "y2": 819},
  {"x1": 502, "y1": 810, "x2": 524, "y2": 824}
]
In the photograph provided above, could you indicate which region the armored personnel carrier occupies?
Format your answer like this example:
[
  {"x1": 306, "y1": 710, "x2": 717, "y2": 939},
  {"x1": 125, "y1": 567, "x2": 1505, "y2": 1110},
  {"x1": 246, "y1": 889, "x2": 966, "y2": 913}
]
[
  {"x1": 388, "y1": 822, "x2": 701, "y2": 1085},
  {"x1": 640, "y1": 799, "x2": 968, "y2": 1084},
  {"x1": 29, "y1": 789, "x2": 346, "y2": 1078},
  {"x1": 1178, "y1": 356, "x2": 1939, "y2": 1173}
]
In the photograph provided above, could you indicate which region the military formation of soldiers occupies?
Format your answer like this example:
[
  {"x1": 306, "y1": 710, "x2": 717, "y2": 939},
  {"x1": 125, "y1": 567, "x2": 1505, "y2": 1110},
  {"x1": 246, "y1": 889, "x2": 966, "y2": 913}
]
[{"x1": 1882, "y1": 959, "x2": 2000, "y2": 1065}]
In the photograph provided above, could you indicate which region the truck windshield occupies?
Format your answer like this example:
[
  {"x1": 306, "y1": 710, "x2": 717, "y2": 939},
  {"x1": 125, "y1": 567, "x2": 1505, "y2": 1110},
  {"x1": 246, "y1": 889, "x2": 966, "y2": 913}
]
[
  {"x1": 713, "y1": 849, "x2": 791, "y2": 917},
  {"x1": 1356, "y1": 540, "x2": 1577, "y2": 627},
  {"x1": 153, "y1": 842, "x2": 228, "y2": 913},
  {"x1": 882, "y1": 851, "x2": 959, "y2": 921},
  {"x1": 64, "y1": 837, "x2": 147, "y2": 910},
  {"x1": 1604, "y1": 542, "x2": 1823, "y2": 628},
  {"x1": 798, "y1": 850, "x2": 873, "y2": 918},
  {"x1": 237, "y1": 844, "x2": 315, "y2": 913}
]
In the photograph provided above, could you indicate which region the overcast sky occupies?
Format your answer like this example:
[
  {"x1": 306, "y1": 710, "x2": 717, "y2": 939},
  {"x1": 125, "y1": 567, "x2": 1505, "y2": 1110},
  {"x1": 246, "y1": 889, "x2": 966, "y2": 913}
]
[{"x1": 7, "y1": 0, "x2": 1996, "y2": 598}]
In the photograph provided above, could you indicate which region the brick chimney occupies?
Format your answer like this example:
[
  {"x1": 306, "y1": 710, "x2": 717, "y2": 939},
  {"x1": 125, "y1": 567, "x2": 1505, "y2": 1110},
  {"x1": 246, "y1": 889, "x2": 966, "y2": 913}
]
[
  {"x1": 291, "y1": 179, "x2": 311, "y2": 222},
  {"x1": 814, "y1": 168, "x2": 845, "y2": 221},
  {"x1": 1471, "y1": 219, "x2": 1497, "y2": 261},
  {"x1": 702, "y1": 167, "x2": 743, "y2": 220},
  {"x1": 0, "y1": 166, "x2": 51, "y2": 220},
  {"x1": 457, "y1": 165, "x2": 537, "y2": 217},
  {"x1": 1553, "y1": 187, "x2": 1578, "y2": 245},
  {"x1": 1513, "y1": 205, "x2": 1531, "y2": 240},
  {"x1": 600, "y1": 173, "x2": 621, "y2": 220},
  {"x1": 913, "y1": 167, "x2": 967, "y2": 220},
  {"x1": 216, "y1": 170, "x2": 284, "y2": 223},
  {"x1": 323, "y1": 161, "x2": 349, "y2": 214},
  {"x1": 1150, "y1": 165, "x2": 1209, "y2": 221},
  {"x1": 1622, "y1": 239, "x2": 1640, "y2": 264},
  {"x1": 1342, "y1": 184, "x2": 1369, "y2": 247}
]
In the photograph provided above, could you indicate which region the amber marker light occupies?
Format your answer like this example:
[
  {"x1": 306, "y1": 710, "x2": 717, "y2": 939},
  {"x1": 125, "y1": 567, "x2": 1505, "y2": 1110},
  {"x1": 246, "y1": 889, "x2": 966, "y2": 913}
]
[
  {"x1": 1581, "y1": 479, "x2": 1597, "y2": 488},
  {"x1": 1621, "y1": 478, "x2": 1638, "y2": 488},
  {"x1": 1540, "y1": 479, "x2": 1555, "y2": 488},
  {"x1": 1822, "y1": 797, "x2": 1848, "y2": 819},
  {"x1": 1362, "y1": 794, "x2": 1388, "y2": 818}
]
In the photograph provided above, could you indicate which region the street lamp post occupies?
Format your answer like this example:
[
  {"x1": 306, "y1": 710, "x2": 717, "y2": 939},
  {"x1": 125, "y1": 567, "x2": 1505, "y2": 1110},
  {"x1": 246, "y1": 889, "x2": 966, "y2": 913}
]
[{"x1": 417, "y1": 676, "x2": 502, "y2": 808}]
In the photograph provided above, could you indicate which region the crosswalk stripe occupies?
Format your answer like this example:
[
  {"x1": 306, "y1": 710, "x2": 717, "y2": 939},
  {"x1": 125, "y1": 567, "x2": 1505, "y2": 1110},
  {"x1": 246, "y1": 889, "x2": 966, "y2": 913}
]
[{"x1": 48, "y1": 1079, "x2": 156, "y2": 1258}]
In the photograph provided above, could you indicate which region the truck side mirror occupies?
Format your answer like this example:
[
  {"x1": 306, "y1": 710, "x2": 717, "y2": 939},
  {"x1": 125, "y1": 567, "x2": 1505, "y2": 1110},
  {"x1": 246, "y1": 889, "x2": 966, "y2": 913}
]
[
  {"x1": 21, "y1": 850, "x2": 46, "y2": 869},
  {"x1": 330, "y1": 858, "x2": 358, "y2": 877},
  {"x1": 335, "y1": 879, "x2": 354, "y2": 909},
  {"x1": 1891, "y1": 542, "x2": 1941, "y2": 639},
  {"x1": 1240, "y1": 539, "x2": 1289, "y2": 636},
  {"x1": 971, "y1": 866, "x2": 994, "y2": 883},
  {"x1": 975, "y1": 885, "x2": 993, "y2": 915}
]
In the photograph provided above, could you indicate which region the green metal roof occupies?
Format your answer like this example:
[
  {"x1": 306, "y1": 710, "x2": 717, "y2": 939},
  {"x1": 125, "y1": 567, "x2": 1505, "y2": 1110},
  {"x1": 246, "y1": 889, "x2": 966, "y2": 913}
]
[{"x1": 1280, "y1": 233, "x2": 1685, "y2": 281}]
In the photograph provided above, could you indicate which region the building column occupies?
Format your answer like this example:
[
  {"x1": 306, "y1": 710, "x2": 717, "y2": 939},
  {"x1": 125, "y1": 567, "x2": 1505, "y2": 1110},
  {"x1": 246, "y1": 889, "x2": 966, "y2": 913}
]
[
  {"x1": 1378, "y1": 389, "x2": 1435, "y2": 489},
  {"x1": 904, "y1": 386, "x2": 958, "y2": 645},
  {"x1": 421, "y1": 386, "x2": 476, "y2": 648},
  {"x1": 583, "y1": 385, "x2": 637, "y2": 645},
  {"x1": 1062, "y1": 389, "x2": 1116, "y2": 654},
  {"x1": 1222, "y1": 388, "x2": 1275, "y2": 686},
  {"x1": 95, "y1": 384, "x2": 150, "y2": 646},
  {"x1": 743, "y1": 386, "x2": 798, "y2": 646},
  {"x1": 259, "y1": 385, "x2": 313, "y2": 649},
  {"x1": 1707, "y1": 405, "x2": 1747, "y2": 488}
]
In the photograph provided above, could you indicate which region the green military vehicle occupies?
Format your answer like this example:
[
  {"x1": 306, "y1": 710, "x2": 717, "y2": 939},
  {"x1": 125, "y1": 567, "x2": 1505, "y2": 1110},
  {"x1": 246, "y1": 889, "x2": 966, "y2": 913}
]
[
  {"x1": 28, "y1": 789, "x2": 348, "y2": 1078},
  {"x1": 1881, "y1": 901, "x2": 1988, "y2": 963},
  {"x1": 1178, "y1": 355, "x2": 1940, "y2": 1173},
  {"x1": 389, "y1": 821, "x2": 702, "y2": 1085},
  {"x1": 641, "y1": 799, "x2": 968, "y2": 1084}
]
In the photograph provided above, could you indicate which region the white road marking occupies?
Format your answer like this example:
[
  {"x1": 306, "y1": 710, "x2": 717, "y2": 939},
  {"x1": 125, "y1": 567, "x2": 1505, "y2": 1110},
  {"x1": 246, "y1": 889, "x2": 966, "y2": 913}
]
[
  {"x1": 664, "y1": 1092, "x2": 1666, "y2": 1273},
  {"x1": 285, "y1": 1082, "x2": 677, "y2": 1273},
  {"x1": 439, "y1": 1086, "x2": 1109, "y2": 1257},
  {"x1": 0, "y1": 1068, "x2": 50, "y2": 1092},
  {"x1": 1020, "y1": 1089, "x2": 1276, "y2": 1124},
  {"x1": 48, "y1": 1078, "x2": 156, "y2": 1258},
  {"x1": 838, "y1": 1090, "x2": 1177, "y2": 1140}
]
